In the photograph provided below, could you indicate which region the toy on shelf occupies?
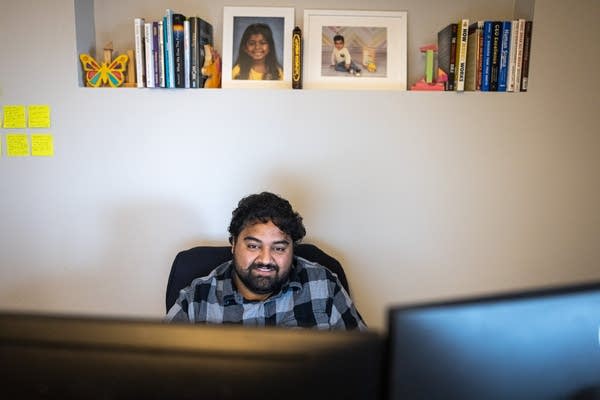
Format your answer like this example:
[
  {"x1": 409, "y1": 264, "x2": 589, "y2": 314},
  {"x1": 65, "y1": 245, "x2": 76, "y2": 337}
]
[
  {"x1": 79, "y1": 41, "x2": 129, "y2": 88},
  {"x1": 411, "y1": 44, "x2": 445, "y2": 91},
  {"x1": 201, "y1": 44, "x2": 221, "y2": 89}
]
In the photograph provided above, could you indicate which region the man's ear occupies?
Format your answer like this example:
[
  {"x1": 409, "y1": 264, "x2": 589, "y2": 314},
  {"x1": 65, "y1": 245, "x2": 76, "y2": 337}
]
[{"x1": 230, "y1": 238, "x2": 235, "y2": 253}]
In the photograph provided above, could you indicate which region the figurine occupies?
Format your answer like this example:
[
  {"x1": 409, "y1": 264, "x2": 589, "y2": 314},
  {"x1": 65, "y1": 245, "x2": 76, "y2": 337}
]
[{"x1": 201, "y1": 45, "x2": 221, "y2": 89}]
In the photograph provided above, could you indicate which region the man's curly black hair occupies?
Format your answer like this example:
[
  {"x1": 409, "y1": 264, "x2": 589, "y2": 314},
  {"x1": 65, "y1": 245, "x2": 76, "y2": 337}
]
[{"x1": 228, "y1": 192, "x2": 306, "y2": 245}]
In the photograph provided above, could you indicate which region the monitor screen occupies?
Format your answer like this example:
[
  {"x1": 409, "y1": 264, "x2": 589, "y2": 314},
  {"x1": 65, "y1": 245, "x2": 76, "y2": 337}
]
[
  {"x1": 387, "y1": 282, "x2": 600, "y2": 400},
  {"x1": 0, "y1": 312, "x2": 383, "y2": 400}
]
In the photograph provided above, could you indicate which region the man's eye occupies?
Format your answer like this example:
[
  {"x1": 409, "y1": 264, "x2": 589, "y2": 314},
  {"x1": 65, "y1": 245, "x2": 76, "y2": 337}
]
[
  {"x1": 247, "y1": 244, "x2": 259, "y2": 250},
  {"x1": 273, "y1": 247, "x2": 287, "y2": 253}
]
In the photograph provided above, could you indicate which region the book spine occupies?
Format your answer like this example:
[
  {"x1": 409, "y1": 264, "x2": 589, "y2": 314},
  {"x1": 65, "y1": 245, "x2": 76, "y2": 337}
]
[
  {"x1": 497, "y1": 20, "x2": 512, "y2": 92},
  {"x1": 476, "y1": 21, "x2": 484, "y2": 90},
  {"x1": 173, "y1": 14, "x2": 185, "y2": 88},
  {"x1": 513, "y1": 19, "x2": 526, "y2": 92},
  {"x1": 520, "y1": 20, "x2": 533, "y2": 92},
  {"x1": 448, "y1": 24, "x2": 457, "y2": 91},
  {"x1": 454, "y1": 18, "x2": 469, "y2": 91},
  {"x1": 465, "y1": 21, "x2": 482, "y2": 92},
  {"x1": 489, "y1": 21, "x2": 503, "y2": 91},
  {"x1": 198, "y1": 19, "x2": 214, "y2": 88},
  {"x1": 152, "y1": 21, "x2": 160, "y2": 87},
  {"x1": 184, "y1": 19, "x2": 190, "y2": 89},
  {"x1": 506, "y1": 20, "x2": 518, "y2": 92},
  {"x1": 165, "y1": 10, "x2": 175, "y2": 88},
  {"x1": 134, "y1": 18, "x2": 145, "y2": 88},
  {"x1": 144, "y1": 22, "x2": 155, "y2": 88},
  {"x1": 158, "y1": 21, "x2": 165, "y2": 87},
  {"x1": 480, "y1": 21, "x2": 493, "y2": 91},
  {"x1": 189, "y1": 17, "x2": 199, "y2": 88}
]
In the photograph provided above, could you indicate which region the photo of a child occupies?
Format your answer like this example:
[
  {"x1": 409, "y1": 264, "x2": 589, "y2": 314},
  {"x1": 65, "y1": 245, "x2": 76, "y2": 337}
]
[
  {"x1": 321, "y1": 26, "x2": 388, "y2": 78},
  {"x1": 232, "y1": 18, "x2": 284, "y2": 80}
]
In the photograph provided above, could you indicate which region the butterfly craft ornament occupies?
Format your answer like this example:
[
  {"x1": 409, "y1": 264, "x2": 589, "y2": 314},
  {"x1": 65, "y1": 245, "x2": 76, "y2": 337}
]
[{"x1": 79, "y1": 53, "x2": 129, "y2": 87}]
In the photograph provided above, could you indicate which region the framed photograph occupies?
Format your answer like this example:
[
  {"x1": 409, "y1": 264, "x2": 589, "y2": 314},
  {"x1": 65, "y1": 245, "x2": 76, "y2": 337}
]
[
  {"x1": 222, "y1": 7, "x2": 294, "y2": 89},
  {"x1": 303, "y1": 10, "x2": 407, "y2": 90}
]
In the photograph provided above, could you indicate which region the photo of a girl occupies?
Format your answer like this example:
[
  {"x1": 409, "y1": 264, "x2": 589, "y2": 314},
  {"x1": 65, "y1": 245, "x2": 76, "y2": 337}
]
[{"x1": 232, "y1": 19, "x2": 284, "y2": 80}]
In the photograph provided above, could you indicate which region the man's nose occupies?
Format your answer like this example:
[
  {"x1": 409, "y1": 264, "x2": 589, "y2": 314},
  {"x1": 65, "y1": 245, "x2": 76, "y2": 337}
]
[{"x1": 257, "y1": 247, "x2": 273, "y2": 264}]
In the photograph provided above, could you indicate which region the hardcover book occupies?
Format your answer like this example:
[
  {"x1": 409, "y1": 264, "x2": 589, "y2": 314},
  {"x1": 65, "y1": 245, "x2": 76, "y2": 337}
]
[
  {"x1": 184, "y1": 19, "x2": 190, "y2": 88},
  {"x1": 464, "y1": 21, "x2": 483, "y2": 91},
  {"x1": 480, "y1": 21, "x2": 494, "y2": 91},
  {"x1": 513, "y1": 19, "x2": 526, "y2": 92},
  {"x1": 172, "y1": 13, "x2": 186, "y2": 88},
  {"x1": 520, "y1": 21, "x2": 533, "y2": 92},
  {"x1": 144, "y1": 22, "x2": 155, "y2": 88},
  {"x1": 488, "y1": 21, "x2": 503, "y2": 91},
  {"x1": 497, "y1": 20, "x2": 512, "y2": 92},
  {"x1": 454, "y1": 18, "x2": 470, "y2": 91},
  {"x1": 506, "y1": 20, "x2": 519, "y2": 92},
  {"x1": 437, "y1": 23, "x2": 458, "y2": 91},
  {"x1": 189, "y1": 16, "x2": 214, "y2": 88},
  {"x1": 158, "y1": 20, "x2": 165, "y2": 87},
  {"x1": 134, "y1": 18, "x2": 145, "y2": 88},
  {"x1": 164, "y1": 9, "x2": 175, "y2": 88}
]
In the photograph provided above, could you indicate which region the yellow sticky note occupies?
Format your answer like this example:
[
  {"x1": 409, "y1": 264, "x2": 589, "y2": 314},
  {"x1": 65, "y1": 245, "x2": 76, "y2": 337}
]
[
  {"x1": 28, "y1": 105, "x2": 51, "y2": 128},
  {"x1": 6, "y1": 133, "x2": 29, "y2": 156},
  {"x1": 3, "y1": 105, "x2": 27, "y2": 129},
  {"x1": 31, "y1": 134, "x2": 54, "y2": 156}
]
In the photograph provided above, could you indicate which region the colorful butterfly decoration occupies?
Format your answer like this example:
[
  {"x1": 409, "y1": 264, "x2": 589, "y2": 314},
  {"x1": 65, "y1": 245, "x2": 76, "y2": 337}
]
[{"x1": 79, "y1": 53, "x2": 128, "y2": 88}]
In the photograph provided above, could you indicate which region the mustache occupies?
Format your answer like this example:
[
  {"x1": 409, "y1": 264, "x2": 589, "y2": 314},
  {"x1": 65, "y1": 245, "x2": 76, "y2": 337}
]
[{"x1": 248, "y1": 262, "x2": 279, "y2": 272}]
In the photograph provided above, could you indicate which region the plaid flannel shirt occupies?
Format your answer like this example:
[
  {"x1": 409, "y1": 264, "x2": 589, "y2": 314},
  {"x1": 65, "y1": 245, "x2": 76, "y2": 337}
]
[{"x1": 166, "y1": 256, "x2": 367, "y2": 330}]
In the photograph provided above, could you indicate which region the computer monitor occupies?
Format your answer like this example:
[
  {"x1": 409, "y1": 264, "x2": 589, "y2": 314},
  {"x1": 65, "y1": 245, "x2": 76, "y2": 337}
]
[
  {"x1": 0, "y1": 312, "x2": 383, "y2": 400},
  {"x1": 387, "y1": 281, "x2": 600, "y2": 400}
]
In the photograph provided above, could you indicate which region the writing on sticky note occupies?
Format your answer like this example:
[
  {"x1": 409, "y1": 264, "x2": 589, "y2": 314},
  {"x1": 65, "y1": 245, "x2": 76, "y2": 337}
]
[
  {"x1": 3, "y1": 105, "x2": 26, "y2": 129},
  {"x1": 31, "y1": 134, "x2": 54, "y2": 156},
  {"x1": 6, "y1": 134, "x2": 29, "y2": 156},
  {"x1": 28, "y1": 105, "x2": 51, "y2": 128}
]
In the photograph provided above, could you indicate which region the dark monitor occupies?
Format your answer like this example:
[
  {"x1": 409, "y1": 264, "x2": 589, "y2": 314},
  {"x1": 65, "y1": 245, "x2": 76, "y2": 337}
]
[
  {"x1": 0, "y1": 312, "x2": 383, "y2": 400},
  {"x1": 387, "y1": 282, "x2": 600, "y2": 400}
]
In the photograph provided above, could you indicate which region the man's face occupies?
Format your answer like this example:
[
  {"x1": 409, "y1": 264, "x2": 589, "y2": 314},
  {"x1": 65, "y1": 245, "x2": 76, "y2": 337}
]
[
  {"x1": 334, "y1": 40, "x2": 344, "y2": 50},
  {"x1": 232, "y1": 220, "x2": 294, "y2": 300}
]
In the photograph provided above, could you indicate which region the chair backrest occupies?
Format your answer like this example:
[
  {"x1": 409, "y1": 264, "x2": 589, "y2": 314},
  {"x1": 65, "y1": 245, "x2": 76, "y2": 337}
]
[{"x1": 165, "y1": 243, "x2": 349, "y2": 313}]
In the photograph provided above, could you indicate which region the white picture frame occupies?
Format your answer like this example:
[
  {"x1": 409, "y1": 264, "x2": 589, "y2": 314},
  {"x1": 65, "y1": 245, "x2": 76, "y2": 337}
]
[
  {"x1": 222, "y1": 6, "x2": 294, "y2": 89},
  {"x1": 303, "y1": 9, "x2": 407, "y2": 90}
]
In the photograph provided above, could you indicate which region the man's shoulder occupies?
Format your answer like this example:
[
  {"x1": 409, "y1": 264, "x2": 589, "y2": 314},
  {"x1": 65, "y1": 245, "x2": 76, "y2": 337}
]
[
  {"x1": 293, "y1": 256, "x2": 338, "y2": 283},
  {"x1": 187, "y1": 261, "x2": 232, "y2": 288}
]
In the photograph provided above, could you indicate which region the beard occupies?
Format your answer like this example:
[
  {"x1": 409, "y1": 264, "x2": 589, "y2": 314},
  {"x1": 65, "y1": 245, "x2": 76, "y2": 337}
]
[{"x1": 233, "y1": 260, "x2": 291, "y2": 295}]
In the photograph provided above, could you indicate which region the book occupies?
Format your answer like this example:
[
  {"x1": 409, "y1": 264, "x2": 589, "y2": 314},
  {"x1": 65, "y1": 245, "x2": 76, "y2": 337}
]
[
  {"x1": 437, "y1": 23, "x2": 458, "y2": 91},
  {"x1": 454, "y1": 18, "x2": 469, "y2": 91},
  {"x1": 164, "y1": 9, "x2": 175, "y2": 88},
  {"x1": 144, "y1": 22, "x2": 155, "y2": 88},
  {"x1": 183, "y1": 19, "x2": 190, "y2": 88},
  {"x1": 480, "y1": 21, "x2": 494, "y2": 91},
  {"x1": 172, "y1": 13, "x2": 185, "y2": 88},
  {"x1": 189, "y1": 17, "x2": 199, "y2": 88},
  {"x1": 520, "y1": 20, "x2": 533, "y2": 92},
  {"x1": 464, "y1": 21, "x2": 483, "y2": 91},
  {"x1": 497, "y1": 20, "x2": 512, "y2": 92},
  {"x1": 513, "y1": 19, "x2": 526, "y2": 92},
  {"x1": 196, "y1": 17, "x2": 214, "y2": 88},
  {"x1": 488, "y1": 21, "x2": 503, "y2": 91},
  {"x1": 506, "y1": 20, "x2": 519, "y2": 92},
  {"x1": 134, "y1": 18, "x2": 145, "y2": 88},
  {"x1": 158, "y1": 20, "x2": 165, "y2": 87},
  {"x1": 152, "y1": 21, "x2": 160, "y2": 87}
]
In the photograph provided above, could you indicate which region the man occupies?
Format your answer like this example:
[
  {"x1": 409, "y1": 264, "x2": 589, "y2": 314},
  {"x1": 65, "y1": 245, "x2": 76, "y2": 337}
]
[{"x1": 166, "y1": 191, "x2": 366, "y2": 330}]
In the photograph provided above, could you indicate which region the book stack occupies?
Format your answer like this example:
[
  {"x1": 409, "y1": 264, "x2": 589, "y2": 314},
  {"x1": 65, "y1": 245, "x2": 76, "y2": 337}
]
[
  {"x1": 134, "y1": 9, "x2": 214, "y2": 88},
  {"x1": 436, "y1": 18, "x2": 533, "y2": 92}
]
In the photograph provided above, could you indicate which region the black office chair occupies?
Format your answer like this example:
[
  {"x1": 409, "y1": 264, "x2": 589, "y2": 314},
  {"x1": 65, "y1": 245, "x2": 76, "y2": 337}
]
[{"x1": 165, "y1": 243, "x2": 349, "y2": 313}]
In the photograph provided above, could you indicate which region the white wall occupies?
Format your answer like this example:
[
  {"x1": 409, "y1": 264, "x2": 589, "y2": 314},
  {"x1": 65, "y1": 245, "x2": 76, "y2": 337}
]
[{"x1": 0, "y1": 0, "x2": 598, "y2": 332}]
